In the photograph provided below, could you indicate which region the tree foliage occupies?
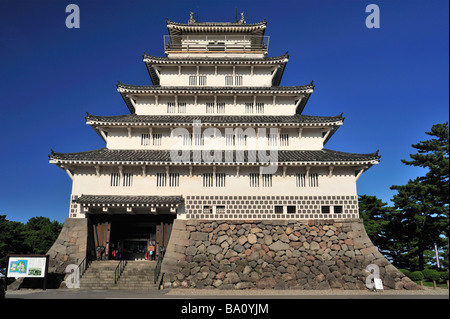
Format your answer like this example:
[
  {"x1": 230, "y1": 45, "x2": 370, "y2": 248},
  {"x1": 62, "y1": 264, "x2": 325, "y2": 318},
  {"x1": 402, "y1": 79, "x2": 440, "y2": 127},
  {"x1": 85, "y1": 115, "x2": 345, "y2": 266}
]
[
  {"x1": 360, "y1": 122, "x2": 449, "y2": 271},
  {"x1": 0, "y1": 215, "x2": 63, "y2": 268}
]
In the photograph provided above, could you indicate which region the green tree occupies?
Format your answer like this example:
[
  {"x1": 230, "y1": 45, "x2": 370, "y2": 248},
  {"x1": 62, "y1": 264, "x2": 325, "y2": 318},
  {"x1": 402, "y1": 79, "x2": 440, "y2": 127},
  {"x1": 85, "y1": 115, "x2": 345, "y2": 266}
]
[
  {"x1": 0, "y1": 215, "x2": 63, "y2": 268},
  {"x1": 359, "y1": 195, "x2": 393, "y2": 256},
  {"x1": 0, "y1": 215, "x2": 27, "y2": 267},
  {"x1": 390, "y1": 122, "x2": 449, "y2": 270},
  {"x1": 23, "y1": 217, "x2": 63, "y2": 255}
]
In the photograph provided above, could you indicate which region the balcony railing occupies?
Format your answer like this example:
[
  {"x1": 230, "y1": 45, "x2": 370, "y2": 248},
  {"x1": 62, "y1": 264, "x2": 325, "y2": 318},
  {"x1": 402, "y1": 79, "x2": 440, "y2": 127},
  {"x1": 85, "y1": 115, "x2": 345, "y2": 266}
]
[{"x1": 164, "y1": 35, "x2": 269, "y2": 53}]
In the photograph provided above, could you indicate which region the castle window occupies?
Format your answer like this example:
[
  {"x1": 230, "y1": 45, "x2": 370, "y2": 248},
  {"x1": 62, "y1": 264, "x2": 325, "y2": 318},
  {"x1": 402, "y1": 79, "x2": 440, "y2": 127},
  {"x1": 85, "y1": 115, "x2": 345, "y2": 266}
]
[
  {"x1": 216, "y1": 173, "x2": 226, "y2": 187},
  {"x1": 206, "y1": 102, "x2": 215, "y2": 114},
  {"x1": 287, "y1": 206, "x2": 296, "y2": 214},
  {"x1": 123, "y1": 173, "x2": 133, "y2": 187},
  {"x1": 296, "y1": 173, "x2": 306, "y2": 187},
  {"x1": 216, "y1": 206, "x2": 226, "y2": 214},
  {"x1": 183, "y1": 134, "x2": 192, "y2": 146},
  {"x1": 321, "y1": 206, "x2": 330, "y2": 214},
  {"x1": 167, "y1": 102, "x2": 176, "y2": 113},
  {"x1": 152, "y1": 133, "x2": 162, "y2": 146},
  {"x1": 178, "y1": 102, "x2": 186, "y2": 113},
  {"x1": 217, "y1": 102, "x2": 225, "y2": 113},
  {"x1": 157, "y1": 173, "x2": 166, "y2": 187},
  {"x1": 141, "y1": 133, "x2": 151, "y2": 146},
  {"x1": 280, "y1": 133, "x2": 289, "y2": 146},
  {"x1": 189, "y1": 75, "x2": 197, "y2": 86},
  {"x1": 262, "y1": 174, "x2": 272, "y2": 187},
  {"x1": 309, "y1": 173, "x2": 319, "y2": 187},
  {"x1": 245, "y1": 103, "x2": 253, "y2": 114},
  {"x1": 235, "y1": 76, "x2": 242, "y2": 86},
  {"x1": 203, "y1": 173, "x2": 213, "y2": 187},
  {"x1": 203, "y1": 205, "x2": 213, "y2": 214},
  {"x1": 250, "y1": 173, "x2": 260, "y2": 187},
  {"x1": 169, "y1": 173, "x2": 179, "y2": 187},
  {"x1": 334, "y1": 205, "x2": 343, "y2": 214},
  {"x1": 255, "y1": 102, "x2": 264, "y2": 114},
  {"x1": 274, "y1": 206, "x2": 283, "y2": 214},
  {"x1": 110, "y1": 173, "x2": 120, "y2": 187}
]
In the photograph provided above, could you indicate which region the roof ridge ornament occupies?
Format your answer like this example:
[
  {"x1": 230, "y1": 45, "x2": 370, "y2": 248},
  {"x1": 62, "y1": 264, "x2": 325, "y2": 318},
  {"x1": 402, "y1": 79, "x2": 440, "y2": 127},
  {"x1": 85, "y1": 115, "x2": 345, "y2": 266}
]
[
  {"x1": 188, "y1": 11, "x2": 198, "y2": 24},
  {"x1": 238, "y1": 12, "x2": 246, "y2": 24}
]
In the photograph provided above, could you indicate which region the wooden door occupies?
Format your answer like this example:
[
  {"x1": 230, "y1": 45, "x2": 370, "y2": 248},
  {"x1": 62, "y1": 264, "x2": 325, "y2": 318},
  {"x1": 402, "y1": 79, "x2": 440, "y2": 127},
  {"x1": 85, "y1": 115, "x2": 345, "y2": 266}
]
[
  {"x1": 155, "y1": 222, "x2": 172, "y2": 259},
  {"x1": 92, "y1": 222, "x2": 111, "y2": 260}
]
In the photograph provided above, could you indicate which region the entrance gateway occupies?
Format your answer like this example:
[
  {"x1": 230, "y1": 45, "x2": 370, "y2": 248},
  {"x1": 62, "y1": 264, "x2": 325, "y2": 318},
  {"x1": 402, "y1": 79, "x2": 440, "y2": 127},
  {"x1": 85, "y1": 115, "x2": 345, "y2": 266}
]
[{"x1": 75, "y1": 195, "x2": 183, "y2": 261}]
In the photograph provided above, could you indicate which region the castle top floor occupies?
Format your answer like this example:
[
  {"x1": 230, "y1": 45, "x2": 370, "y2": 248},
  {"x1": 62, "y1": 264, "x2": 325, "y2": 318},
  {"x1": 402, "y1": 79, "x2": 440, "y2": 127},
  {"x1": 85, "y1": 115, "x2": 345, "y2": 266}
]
[{"x1": 165, "y1": 13, "x2": 269, "y2": 58}]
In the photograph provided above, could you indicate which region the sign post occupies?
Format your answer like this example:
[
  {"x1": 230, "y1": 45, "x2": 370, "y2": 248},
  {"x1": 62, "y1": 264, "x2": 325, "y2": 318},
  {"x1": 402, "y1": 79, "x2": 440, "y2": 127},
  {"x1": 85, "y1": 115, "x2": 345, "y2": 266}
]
[{"x1": 6, "y1": 255, "x2": 49, "y2": 290}]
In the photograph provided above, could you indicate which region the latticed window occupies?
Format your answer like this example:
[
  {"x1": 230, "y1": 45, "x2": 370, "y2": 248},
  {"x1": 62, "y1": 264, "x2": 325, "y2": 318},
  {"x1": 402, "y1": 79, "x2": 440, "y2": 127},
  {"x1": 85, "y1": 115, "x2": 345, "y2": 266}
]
[
  {"x1": 245, "y1": 103, "x2": 253, "y2": 114},
  {"x1": 156, "y1": 173, "x2": 166, "y2": 187},
  {"x1": 280, "y1": 133, "x2": 289, "y2": 146},
  {"x1": 296, "y1": 173, "x2": 306, "y2": 187},
  {"x1": 169, "y1": 173, "x2": 179, "y2": 187},
  {"x1": 203, "y1": 173, "x2": 213, "y2": 187},
  {"x1": 216, "y1": 206, "x2": 226, "y2": 214},
  {"x1": 250, "y1": 173, "x2": 259, "y2": 187},
  {"x1": 255, "y1": 102, "x2": 264, "y2": 114},
  {"x1": 123, "y1": 173, "x2": 133, "y2": 187},
  {"x1": 152, "y1": 133, "x2": 162, "y2": 146},
  {"x1": 309, "y1": 173, "x2": 319, "y2": 187},
  {"x1": 110, "y1": 173, "x2": 120, "y2": 187},
  {"x1": 178, "y1": 102, "x2": 186, "y2": 113},
  {"x1": 206, "y1": 102, "x2": 215, "y2": 114},
  {"x1": 141, "y1": 133, "x2": 151, "y2": 146},
  {"x1": 183, "y1": 134, "x2": 192, "y2": 146},
  {"x1": 262, "y1": 174, "x2": 272, "y2": 187},
  {"x1": 216, "y1": 102, "x2": 225, "y2": 113},
  {"x1": 167, "y1": 102, "x2": 176, "y2": 113},
  {"x1": 216, "y1": 173, "x2": 226, "y2": 187}
]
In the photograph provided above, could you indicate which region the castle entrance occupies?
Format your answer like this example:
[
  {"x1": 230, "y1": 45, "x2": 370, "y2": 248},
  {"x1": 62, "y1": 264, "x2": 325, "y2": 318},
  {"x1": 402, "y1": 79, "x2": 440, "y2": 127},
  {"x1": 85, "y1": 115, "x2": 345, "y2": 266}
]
[{"x1": 88, "y1": 214, "x2": 174, "y2": 261}]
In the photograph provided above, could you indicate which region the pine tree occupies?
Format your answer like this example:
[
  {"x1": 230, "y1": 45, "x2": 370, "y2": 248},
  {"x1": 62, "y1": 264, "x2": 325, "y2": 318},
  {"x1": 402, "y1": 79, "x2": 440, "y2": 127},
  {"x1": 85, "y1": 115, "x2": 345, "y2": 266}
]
[{"x1": 390, "y1": 122, "x2": 449, "y2": 270}]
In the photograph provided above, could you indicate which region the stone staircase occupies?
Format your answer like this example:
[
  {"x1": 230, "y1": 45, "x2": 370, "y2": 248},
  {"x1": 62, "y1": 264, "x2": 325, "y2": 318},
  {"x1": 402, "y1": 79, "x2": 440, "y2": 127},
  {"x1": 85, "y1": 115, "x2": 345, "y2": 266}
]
[
  {"x1": 112, "y1": 261, "x2": 158, "y2": 290},
  {"x1": 80, "y1": 260, "x2": 159, "y2": 290}
]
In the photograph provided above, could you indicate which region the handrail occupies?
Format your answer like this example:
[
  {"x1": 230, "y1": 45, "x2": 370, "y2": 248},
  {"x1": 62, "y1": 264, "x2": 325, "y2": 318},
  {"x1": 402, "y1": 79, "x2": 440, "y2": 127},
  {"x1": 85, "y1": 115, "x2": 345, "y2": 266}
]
[
  {"x1": 114, "y1": 259, "x2": 127, "y2": 284},
  {"x1": 154, "y1": 255, "x2": 163, "y2": 285},
  {"x1": 77, "y1": 257, "x2": 89, "y2": 279}
]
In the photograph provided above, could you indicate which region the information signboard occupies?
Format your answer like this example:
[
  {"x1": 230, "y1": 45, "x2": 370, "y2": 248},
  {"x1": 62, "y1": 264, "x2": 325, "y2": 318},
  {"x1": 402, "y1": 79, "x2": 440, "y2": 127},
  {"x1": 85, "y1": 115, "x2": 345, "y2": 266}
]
[{"x1": 6, "y1": 255, "x2": 49, "y2": 290}]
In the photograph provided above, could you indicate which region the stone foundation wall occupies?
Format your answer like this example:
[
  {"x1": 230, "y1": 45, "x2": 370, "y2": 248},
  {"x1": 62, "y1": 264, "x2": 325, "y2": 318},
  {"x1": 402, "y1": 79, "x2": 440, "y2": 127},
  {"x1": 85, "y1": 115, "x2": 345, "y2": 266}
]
[
  {"x1": 161, "y1": 219, "x2": 419, "y2": 290},
  {"x1": 47, "y1": 218, "x2": 88, "y2": 274}
]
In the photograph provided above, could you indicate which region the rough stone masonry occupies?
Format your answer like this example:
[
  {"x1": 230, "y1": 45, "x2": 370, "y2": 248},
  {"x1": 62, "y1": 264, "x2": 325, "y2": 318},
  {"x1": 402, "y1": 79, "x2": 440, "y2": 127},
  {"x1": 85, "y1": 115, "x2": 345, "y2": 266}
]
[{"x1": 161, "y1": 219, "x2": 419, "y2": 290}]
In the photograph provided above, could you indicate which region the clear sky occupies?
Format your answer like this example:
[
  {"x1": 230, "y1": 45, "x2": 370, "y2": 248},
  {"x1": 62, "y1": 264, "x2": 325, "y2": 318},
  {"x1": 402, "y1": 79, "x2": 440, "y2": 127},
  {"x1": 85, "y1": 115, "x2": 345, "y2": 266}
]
[{"x1": 0, "y1": 0, "x2": 448, "y2": 223}]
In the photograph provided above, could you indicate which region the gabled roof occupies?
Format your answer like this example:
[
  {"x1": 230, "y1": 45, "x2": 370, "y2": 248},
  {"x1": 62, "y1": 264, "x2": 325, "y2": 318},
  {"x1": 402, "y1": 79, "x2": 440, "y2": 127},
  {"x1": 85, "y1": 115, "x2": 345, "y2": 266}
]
[
  {"x1": 166, "y1": 18, "x2": 267, "y2": 36},
  {"x1": 117, "y1": 82, "x2": 314, "y2": 113},
  {"x1": 49, "y1": 148, "x2": 380, "y2": 167},
  {"x1": 143, "y1": 53, "x2": 289, "y2": 86}
]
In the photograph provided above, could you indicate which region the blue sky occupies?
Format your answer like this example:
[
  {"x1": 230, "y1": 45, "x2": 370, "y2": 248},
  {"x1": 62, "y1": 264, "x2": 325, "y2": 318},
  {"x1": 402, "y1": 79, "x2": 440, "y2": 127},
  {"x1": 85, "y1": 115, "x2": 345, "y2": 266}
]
[{"x1": 0, "y1": 0, "x2": 448, "y2": 223}]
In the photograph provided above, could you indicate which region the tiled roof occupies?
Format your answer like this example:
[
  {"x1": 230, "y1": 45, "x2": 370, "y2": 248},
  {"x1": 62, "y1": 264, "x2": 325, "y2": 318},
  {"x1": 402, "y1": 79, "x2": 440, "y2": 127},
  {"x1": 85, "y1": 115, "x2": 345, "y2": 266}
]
[
  {"x1": 85, "y1": 113, "x2": 344, "y2": 126},
  {"x1": 117, "y1": 83, "x2": 314, "y2": 93},
  {"x1": 143, "y1": 52, "x2": 289, "y2": 63},
  {"x1": 49, "y1": 148, "x2": 380, "y2": 165},
  {"x1": 117, "y1": 83, "x2": 314, "y2": 113},
  {"x1": 143, "y1": 53, "x2": 289, "y2": 86},
  {"x1": 74, "y1": 195, "x2": 184, "y2": 205}
]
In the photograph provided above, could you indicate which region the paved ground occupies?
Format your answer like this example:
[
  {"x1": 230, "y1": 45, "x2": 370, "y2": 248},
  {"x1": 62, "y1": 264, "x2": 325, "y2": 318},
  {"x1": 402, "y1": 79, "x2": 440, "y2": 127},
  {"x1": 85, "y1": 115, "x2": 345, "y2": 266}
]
[{"x1": 5, "y1": 286, "x2": 449, "y2": 299}]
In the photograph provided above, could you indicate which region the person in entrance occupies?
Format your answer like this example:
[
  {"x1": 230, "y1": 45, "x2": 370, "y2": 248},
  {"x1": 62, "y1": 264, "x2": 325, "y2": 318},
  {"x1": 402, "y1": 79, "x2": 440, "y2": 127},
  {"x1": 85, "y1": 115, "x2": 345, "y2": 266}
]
[{"x1": 145, "y1": 242, "x2": 155, "y2": 261}]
